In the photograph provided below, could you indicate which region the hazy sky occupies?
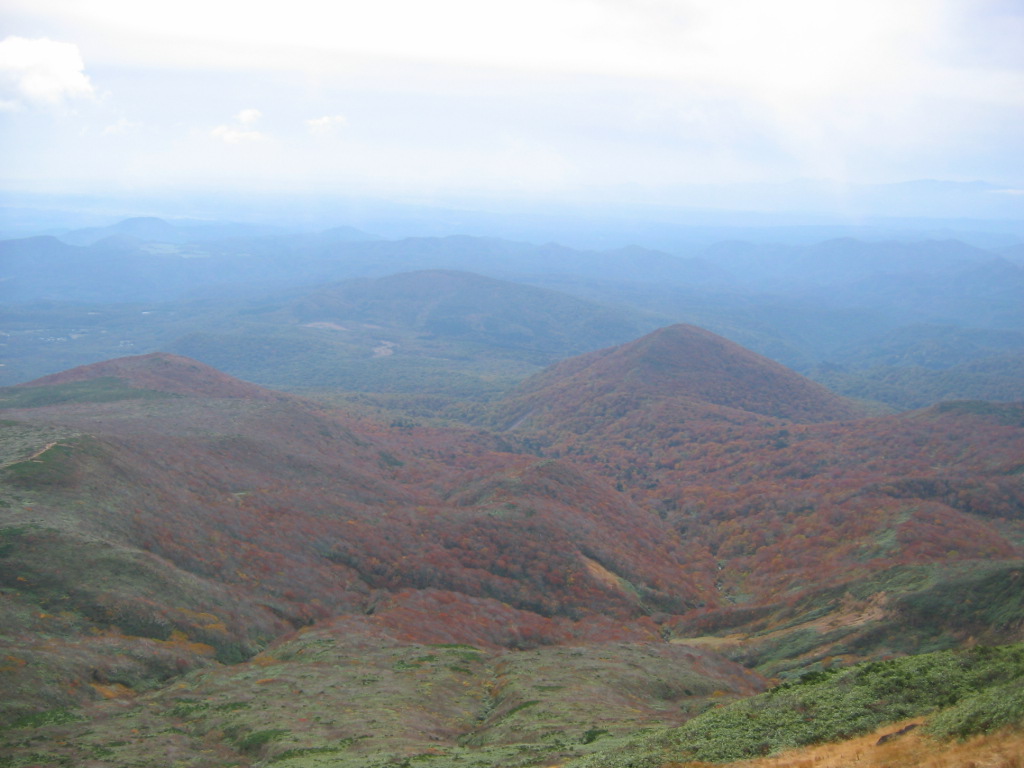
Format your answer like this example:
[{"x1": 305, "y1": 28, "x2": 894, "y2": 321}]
[{"x1": 2, "y1": 0, "x2": 1022, "y2": 206}]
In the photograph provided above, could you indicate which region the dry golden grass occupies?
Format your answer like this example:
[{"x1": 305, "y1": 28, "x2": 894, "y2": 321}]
[{"x1": 669, "y1": 720, "x2": 1024, "y2": 768}]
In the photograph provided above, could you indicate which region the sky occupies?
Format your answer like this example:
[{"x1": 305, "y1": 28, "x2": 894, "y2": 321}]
[{"x1": 1, "y1": 0, "x2": 1023, "y2": 215}]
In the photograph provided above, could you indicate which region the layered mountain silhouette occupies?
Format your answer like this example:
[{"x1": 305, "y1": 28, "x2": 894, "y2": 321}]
[
  {"x1": 289, "y1": 269, "x2": 662, "y2": 354},
  {"x1": 57, "y1": 216, "x2": 303, "y2": 246},
  {"x1": 5, "y1": 221, "x2": 1022, "y2": 413}
]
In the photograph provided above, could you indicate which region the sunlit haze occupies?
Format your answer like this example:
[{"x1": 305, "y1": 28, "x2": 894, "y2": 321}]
[{"x1": 1, "y1": 0, "x2": 1022, "y2": 216}]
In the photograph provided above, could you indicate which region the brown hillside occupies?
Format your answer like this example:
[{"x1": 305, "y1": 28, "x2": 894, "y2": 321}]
[
  {"x1": 18, "y1": 352, "x2": 283, "y2": 400},
  {"x1": 500, "y1": 324, "x2": 867, "y2": 429},
  {"x1": 3, "y1": 347, "x2": 1024, "y2": 751}
]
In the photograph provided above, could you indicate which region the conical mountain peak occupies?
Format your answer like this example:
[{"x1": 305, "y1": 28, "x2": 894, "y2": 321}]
[{"x1": 505, "y1": 324, "x2": 865, "y2": 425}]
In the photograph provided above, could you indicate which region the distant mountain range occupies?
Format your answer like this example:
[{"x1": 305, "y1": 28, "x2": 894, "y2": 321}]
[
  {"x1": 3, "y1": 217, "x2": 1023, "y2": 410},
  {"x1": 5, "y1": 180, "x2": 1022, "y2": 245},
  {"x1": 8, "y1": 217, "x2": 1016, "y2": 304}
]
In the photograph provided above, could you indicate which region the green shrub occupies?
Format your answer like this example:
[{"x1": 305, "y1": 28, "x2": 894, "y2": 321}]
[
  {"x1": 581, "y1": 727, "x2": 609, "y2": 744},
  {"x1": 235, "y1": 728, "x2": 290, "y2": 753},
  {"x1": 927, "y1": 680, "x2": 1024, "y2": 739},
  {"x1": 8, "y1": 708, "x2": 85, "y2": 729},
  {"x1": 568, "y1": 643, "x2": 1024, "y2": 767}
]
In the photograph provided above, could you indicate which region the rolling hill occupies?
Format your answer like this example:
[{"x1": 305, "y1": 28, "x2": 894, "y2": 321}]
[
  {"x1": 1, "y1": 330, "x2": 1023, "y2": 766},
  {"x1": 488, "y1": 331, "x2": 1024, "y2": 637},
  {"x1": 17, "y1": 352, "x2": 284, "y2": 400},
  {"x1": 495, "y1": 323, "x2": 870, "y2": 430},
  {"x1": 0, "y1": 354, "x2": 718, "y2": 719},
  {"x1": 162, "y1": 269, "x2": 668, "y2": 392}
]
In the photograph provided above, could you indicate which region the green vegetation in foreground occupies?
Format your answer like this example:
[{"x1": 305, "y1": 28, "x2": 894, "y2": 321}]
[
  {"x1": 683, "y1": 561, "x2": 1024, "y2": 681},
  {"x1": 0, "y1": 633, "x2": 751, "y2": 768},
  {"x1": 567, "y1": 643, "x2": 1024, "y2": 767},
  {"x1": 1, "y1": 638, "x2": 1022, "y2": 768}
]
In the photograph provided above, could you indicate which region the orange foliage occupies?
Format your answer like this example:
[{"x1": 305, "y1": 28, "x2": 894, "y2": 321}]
[
  {"x1": 666, "y1": 723, "x2": 1024, "y2": 768},
  {"x1": 89, "y1": 682, "x2": 134, "y2": 700},
  {"x1": 10, "y1": 349, "x2": 1024, "y2": 654}
]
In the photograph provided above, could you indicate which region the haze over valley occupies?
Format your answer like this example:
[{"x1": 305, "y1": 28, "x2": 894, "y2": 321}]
[
  {"x1": 3, "y1": 213, "x2": 1023, "y2": 411},
  {"x1": 2, "y1": 205, "x2": 1024, "y2": 767}
]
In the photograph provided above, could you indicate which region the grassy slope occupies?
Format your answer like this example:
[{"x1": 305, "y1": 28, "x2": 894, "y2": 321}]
[
  {"x1": 3, "y1": 639, "x2": 1020, "y2": 767},
  {"x1": 566, "y1": 643, "x2": 1024, "y2": 767},
  {"x1": 669, "y1": 560, "x2": 1024, "y2": 678},
  {"x1": 0, "y1": 626, "x2": 764, "y2": 768}
]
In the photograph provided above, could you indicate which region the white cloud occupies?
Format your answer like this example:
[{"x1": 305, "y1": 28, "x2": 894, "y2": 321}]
[
  {"x1": 236, "y1": 108, "x2": 261, "y2": 125},
  {"x1": 306, "y1": 114, "x2": 347, "y2": 134},
  {"x1": 210, "y1": 108, "x2": 267, "y2": 143},
  {"x1": 211, "y1": 124, "x2": 265, "y2": 143},
  {"x1": 0, "y1": 36, "x2": 94, "y2": 108},
  {"x1": 3, "y1": 0, "x2": 1021, "y2": 194},
  {"x1": 102, "y1": 117, "x2": 141, "y2": 134}
]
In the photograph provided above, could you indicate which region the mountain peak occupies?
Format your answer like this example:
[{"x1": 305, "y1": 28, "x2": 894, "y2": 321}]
[
  {"x1": 19, "y1": 353, "x2": 281, "y2": 400},
  {"x1": 507, "y1": 324, "x2": 865, "y2": 425}
]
